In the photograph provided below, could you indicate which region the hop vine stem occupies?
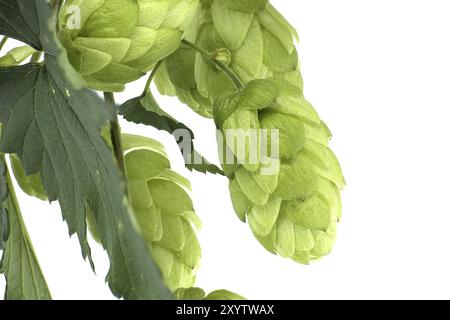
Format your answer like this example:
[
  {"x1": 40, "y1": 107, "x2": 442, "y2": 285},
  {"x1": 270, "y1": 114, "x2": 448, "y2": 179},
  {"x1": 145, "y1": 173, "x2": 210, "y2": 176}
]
[
  {"x1": 104, "y1": 92, "x2": 128, "y2": 191},
  {"x1": 144, "y1": 60, "x2": 163, "y2": 94},
  {"x1": 181, "y1": 39, "x2": 245, "y2": 91}
]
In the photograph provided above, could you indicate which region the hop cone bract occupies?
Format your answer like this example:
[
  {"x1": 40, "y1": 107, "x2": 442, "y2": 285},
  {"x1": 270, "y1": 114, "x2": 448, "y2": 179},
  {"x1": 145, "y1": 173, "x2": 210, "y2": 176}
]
[{"x1": 59, "y1": 0, "x2": 199, "y2": 92}]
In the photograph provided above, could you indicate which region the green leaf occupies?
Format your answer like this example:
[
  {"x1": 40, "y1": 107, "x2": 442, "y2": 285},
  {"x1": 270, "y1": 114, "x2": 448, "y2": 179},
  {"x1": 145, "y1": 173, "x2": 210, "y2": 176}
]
[
  {"x1": 0, "y1": 0, "x2": 42, "y2": 50},
  {"x1": 0, "y1": 156, "x2": 51, "y2": 300},
  {"x1": 119, "y1": 90, "x2": 224, "y2": 175},
  {"x1": 0, "y1": 160, "x2": 8, "y2": 250},
  {"x1": 0, "y1": 1, "x2": 171, "y2": 300}
]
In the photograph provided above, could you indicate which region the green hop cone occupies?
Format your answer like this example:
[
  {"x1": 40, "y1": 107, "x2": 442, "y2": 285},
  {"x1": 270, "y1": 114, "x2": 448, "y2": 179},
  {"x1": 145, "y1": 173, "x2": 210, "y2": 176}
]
[
  {"x1": 10, "y1": 132, "x2": 201, "y2": 291},
  {"x1": 122, "y1": 134, "x2": 201, "y2": 291},
  {"x1": 59, "y1": 0, "x2": 200, "y2": 92},
  {"x1": 215, "y1": 78, "x2": 345, "y2": 264},
  {"x1": 175, "y1": 287, "x2": 245, "y2": 300},
  {"x1": 155, "y1": 0, "x2": 302, "y2": 117}
]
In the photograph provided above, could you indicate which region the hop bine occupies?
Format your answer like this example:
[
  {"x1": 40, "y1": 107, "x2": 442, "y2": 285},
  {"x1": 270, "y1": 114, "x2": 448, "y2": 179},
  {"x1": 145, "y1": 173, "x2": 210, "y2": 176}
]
[{"x1": 59, "y1": 0, "x2": 199, "y2": 92}]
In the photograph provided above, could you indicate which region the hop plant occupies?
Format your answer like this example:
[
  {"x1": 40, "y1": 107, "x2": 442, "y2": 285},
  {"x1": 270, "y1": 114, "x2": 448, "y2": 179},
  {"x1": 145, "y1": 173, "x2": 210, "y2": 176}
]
[
  {"x1": 0, "y1": 0, "x2": 344, "y2": 300},
  {"x1": 121, "y1": 134, "x2": 201, "y2": 291},
  {"x1": 214, "y1": 78, "x2": 344, "y2": 264},
  {"x1": 155, "y1": 0, "x2": 301, "y2": 117},
  {"x1": 58, "y1": 0, "x2": 200, "y2": 92}
]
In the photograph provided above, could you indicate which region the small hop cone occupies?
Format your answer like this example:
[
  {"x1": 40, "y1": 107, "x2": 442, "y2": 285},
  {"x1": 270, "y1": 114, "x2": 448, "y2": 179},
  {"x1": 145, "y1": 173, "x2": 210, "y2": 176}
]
[
  {"x1": 215, "y1": 78, "x2": 345, "y2": 264},
  {"x1": 155, "y1": 0, "x2": 302, "y2": 117},
  {"x1": 122, "y1": 134, "x2": 201, "y2": 291},
  {"x1": 59, "y1": 0, "x2": 199, "y2": 92}
]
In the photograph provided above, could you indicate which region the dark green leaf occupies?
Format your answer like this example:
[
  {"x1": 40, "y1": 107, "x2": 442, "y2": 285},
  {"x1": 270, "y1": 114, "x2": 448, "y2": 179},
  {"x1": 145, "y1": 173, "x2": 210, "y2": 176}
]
[
  {"x1": 0, "y1": 1, "x2": 172, "y2": 300},
  {"x1": 0, "y1": 159, "x2": 8, "y2": 250},
  {"x1": 119, "y1": 91, "x2": 224, "y2": 175},
  {"x1": 0, "y1": 156, "x2": 51, "y2": 300},
  {"x1": 0, "y1": 0, "x2": 42, "y2": 50}
]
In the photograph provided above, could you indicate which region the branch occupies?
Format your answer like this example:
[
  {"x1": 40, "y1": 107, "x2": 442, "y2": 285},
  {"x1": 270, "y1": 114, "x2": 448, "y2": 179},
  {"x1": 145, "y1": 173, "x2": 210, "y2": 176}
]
[{"x1": 104, "y1": 92, "x2": 128, "y2": 190}]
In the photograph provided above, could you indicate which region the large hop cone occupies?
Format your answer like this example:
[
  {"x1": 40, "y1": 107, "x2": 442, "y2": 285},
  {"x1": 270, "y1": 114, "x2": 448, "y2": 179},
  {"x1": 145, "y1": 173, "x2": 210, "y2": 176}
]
[
  {"x1": 155, "y1": 0, "x2": 301, "y2": 117},
  {"x1": 59, "y1": 0, "x2": 199, "y2": 92},
  {"x1": 215, "y1": 78, "x2": 345, "y2": 264},
  {"x1": 122, "y1": 134, "x2": 201, "y2": 291}
]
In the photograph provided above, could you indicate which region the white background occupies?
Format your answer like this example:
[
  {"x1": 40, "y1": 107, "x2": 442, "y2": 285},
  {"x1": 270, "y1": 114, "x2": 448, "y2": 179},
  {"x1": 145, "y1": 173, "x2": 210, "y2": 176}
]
[{"x1": 2, "y1": 0, "x2": 450, "y2": 300}]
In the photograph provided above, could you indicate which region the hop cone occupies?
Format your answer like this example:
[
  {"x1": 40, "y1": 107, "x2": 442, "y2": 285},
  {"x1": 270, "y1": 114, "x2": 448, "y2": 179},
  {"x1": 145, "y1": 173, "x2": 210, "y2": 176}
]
[
  {"x1": 59, "y1": 0, "x2": 199, "y2": 92},
  {"x1": 155, "y1": 0, "x2": 301, "y2": 117},
  {"x1": 122, "y1": 134, "x2": 201, "y2": 291},
  {"x1": 10, "y1": 134, "x2": 201, "y2": 291},
  {"x1": 215, "y1": 78, "x2": 344, "y2": 264}
]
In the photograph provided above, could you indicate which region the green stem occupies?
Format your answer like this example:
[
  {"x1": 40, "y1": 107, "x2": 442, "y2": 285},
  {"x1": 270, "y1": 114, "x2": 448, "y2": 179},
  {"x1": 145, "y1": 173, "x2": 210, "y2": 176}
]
[
  {"x1": 143, "y1": 60, "x2": 163, "y2": 94},
  {"x1": 104, "y1": 92, "x2": 128, "y2": 189},
  {"x1": 30, "y1": 51, "x2": 43, "y2": 63},
  {"x1": 181, "y1": 39, "x2": 245, "y2": 91},
  {"x1": 0, "y1": 37, "x2": 8, "y2": 52}
]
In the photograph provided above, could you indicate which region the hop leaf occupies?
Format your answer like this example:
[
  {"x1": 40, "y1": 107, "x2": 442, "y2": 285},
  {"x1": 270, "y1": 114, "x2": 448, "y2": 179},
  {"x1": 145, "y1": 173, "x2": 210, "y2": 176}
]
[
  {"x1": 59, "y1": 0, "x2": 200, "y2": 92},
  {"x1": 216, "y1": 78, "x2": 345, "y2": 264},
  {"x1": 155, "y1": 0, "x2": 303, "y2": 117}
]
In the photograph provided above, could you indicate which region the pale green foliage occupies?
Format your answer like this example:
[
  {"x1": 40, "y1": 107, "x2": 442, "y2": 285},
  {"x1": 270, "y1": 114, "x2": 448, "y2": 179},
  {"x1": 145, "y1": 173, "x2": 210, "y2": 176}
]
[
  {"x1": 122, "y1": 134, "x2": 201, "y2": 291},
  {"x1": 59, "y1": 0, "x2": 200, "y2": 92},
  {"x1": 155, "y1": 0, "x2": 302, "y2": 117},
  {"x1": 216, "y1": 78, "x2": 345, "y2": 264}
]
